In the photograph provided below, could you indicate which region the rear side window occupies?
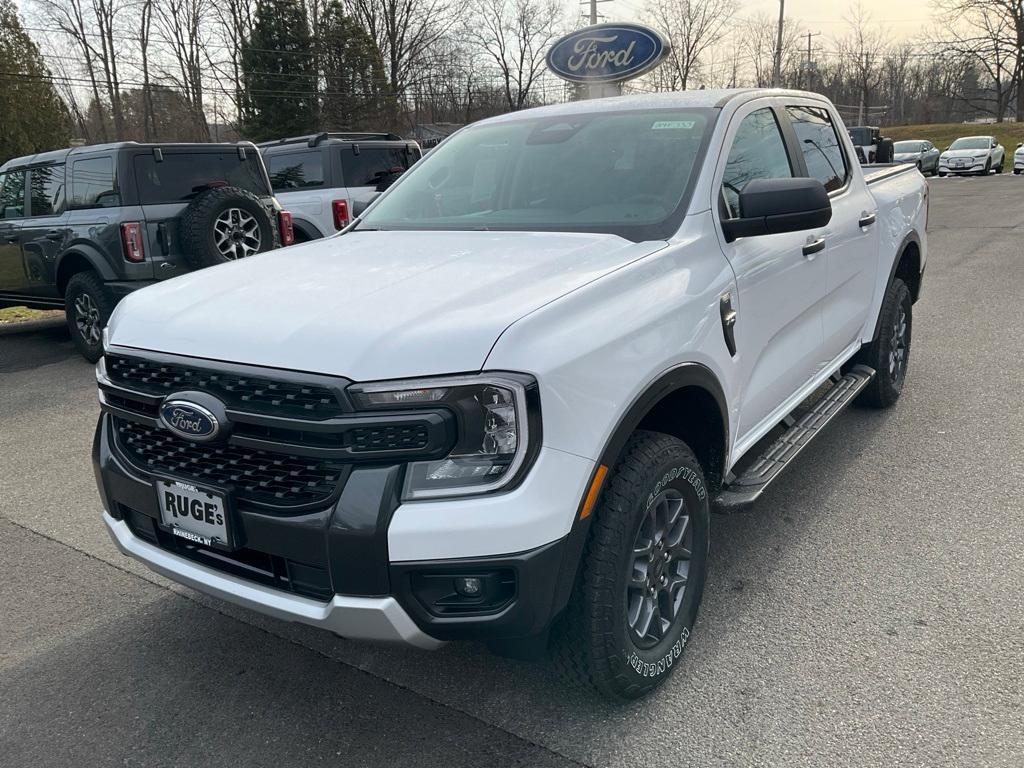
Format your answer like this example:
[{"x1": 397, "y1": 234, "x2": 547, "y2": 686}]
[
  {"x1": 786, "y1": 106, "x2": 848, "y2": 192},
  {"x1": 721, "y1": 108, "x2": 793, "y2": 218},
  {"x1": 134, "y1": 152, "x2": 270, "y2": 204},
  {"x1": 30, "y1": 165, "x2": 65, "y2": 216},
  {"x1": 71, "y1": 157, "x2": 119, "y2": 209},
  {"x1": 0, "y1": 170, "x2": 26, "y2": 219},
  {"x1": 266, "y1": 151, "x2": 324, "y2": 191},
  {"x1": 341, "y1": 146, "x2": 419, "y2": 187}
]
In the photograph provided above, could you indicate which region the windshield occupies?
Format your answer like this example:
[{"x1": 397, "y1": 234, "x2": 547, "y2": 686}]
[
  {"x1": 894, "y1": 141, "x2": 924, "y2": 153},
  {"x1": 949, "y1": 137, "x2": 991, "y2": 150},
  {"x1": 359, "y1": 109, "x2": 714, "y2": 240}
]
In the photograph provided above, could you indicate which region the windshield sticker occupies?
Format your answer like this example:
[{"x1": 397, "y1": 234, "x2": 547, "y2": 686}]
[{"x1": 652, "y1": 120, "x2": 696, "y2": 130}]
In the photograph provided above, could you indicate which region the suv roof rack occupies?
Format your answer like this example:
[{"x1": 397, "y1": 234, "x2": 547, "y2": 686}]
[{"x1": 258, "y1": 132, "x2": 405, "y2": 149}]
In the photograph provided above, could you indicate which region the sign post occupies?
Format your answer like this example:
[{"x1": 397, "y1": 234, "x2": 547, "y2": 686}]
[{"x1": 545, "y1": 23, "x2": 670, "y2": 100}]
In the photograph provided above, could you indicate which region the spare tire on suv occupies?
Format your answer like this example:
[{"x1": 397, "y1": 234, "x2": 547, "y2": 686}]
[{"x1": 179, "y1": 186, "x2": 276, "y2": 269}]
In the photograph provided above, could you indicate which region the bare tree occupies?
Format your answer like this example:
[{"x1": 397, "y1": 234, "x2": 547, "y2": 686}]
[
  {"x1": 467, "y1": 0, "x2": 562, "y2": 111},
  {"x1": 156, "y1": 0, "x2": 212, "y2": 139},
  {"x1": 31, "y1": 0, "x2": 109, "y2": 140},
  {"x1": 346, "y1": 0, "x2": 458, "y2": 103},
  {"x1": 643, "y1": 0, "x2": 736, "y2": 91},
  {"x1": 738, "y1": 11, "x2": 803, "y2": 88},
  {"x1": 837, "y1": 3, "x2": 889, "y2": 124}
]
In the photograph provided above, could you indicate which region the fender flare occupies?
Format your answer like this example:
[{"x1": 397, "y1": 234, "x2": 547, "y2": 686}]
[
  {"x1": 55, "y1": 244, "x2": 117, "y2": 289},
  {"x1": 887, "y1": 230, "x2": 922, "y2": 290},
  {"x1": 291, "y1": 217, "x2": 324, "y2": 242},
  {"x1": 595, "y1": 362, "x2": 730, "y2": 473}
]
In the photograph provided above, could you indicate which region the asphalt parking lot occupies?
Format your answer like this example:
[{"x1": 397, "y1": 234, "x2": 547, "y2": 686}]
[{"x1": 2, "y1": 174, "x2": 1022, "y2": 768}]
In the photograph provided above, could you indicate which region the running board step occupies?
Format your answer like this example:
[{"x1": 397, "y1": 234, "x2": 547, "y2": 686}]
[{"x1": 714, "y1": 365, "x2": 876, "y2": 512}]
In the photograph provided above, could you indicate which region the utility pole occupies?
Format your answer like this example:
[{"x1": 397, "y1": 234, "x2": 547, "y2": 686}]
[
  {"x1": 580, "y1": 0, "x2": 613, "y2": 25},
  {"x1": 772, "y1": 0, "x2": 784, "y2": 86},
  {"x1": 804, "y1": 31, "x2": 820, "y2": 89}
]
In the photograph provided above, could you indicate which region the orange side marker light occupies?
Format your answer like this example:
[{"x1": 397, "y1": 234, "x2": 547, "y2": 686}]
[{"x1": 579, "y1": 464, "x2": 609, "y2": 520}]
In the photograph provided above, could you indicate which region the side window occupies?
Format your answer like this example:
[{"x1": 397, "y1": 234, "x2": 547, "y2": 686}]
[
  {"x1": 71, "y1": 156, "x2": 119, "y2": 209},
  {"x1": 29, "y1": 165, "x2": 66, "y2": 216},
  {"x1": 786, "y1": 106, "x2": 848, "y2": 192},
  {"x1": 721, "y1": 108, "x2": 793, "y2": 218},
  {"x1": 0, "y1": 170, "x2": 27, "y2": 219},
  {"x1": 267, "y1": 151, "x2": 325, "y2": 191},
  {"x1": 341, "y1": 147, "x2": 416, "y2": 187}
]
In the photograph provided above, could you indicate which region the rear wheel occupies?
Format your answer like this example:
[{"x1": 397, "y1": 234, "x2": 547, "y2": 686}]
[
  {"x1": 855, "y1": 278, "x2": 912, "y2": 409},
  {"x1": 550, "y1": 431, "x2": 710, "y2": 700},
  {"x1": 64, "y1": 271, "x2": 115, "y2": 362}
]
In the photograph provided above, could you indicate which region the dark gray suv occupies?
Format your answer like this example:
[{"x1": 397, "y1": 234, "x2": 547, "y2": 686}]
[{"x1": 0, "y1": 142, "x2": 293, "y2": 361}]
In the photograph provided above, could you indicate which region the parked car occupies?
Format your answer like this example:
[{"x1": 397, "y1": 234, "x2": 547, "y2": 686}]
[
  {"x1": 0, "y1": 142, "x2": 293, "y2": 361},
  {"x1": 95, "y1": 89, "x2": 927, "y2": 700},
  {"x1": 260, "y1": 132, "x2": 421, "y2": 241},
  {"x1": 1013, "y1": 142, "x2": 1024, "y2": 174},
  {"x1": 892, "y1": 140, "x2": 940, "y2": 175},
  {"x1": 938, "y1": 135, "x2": 1005, "y2": 175}
]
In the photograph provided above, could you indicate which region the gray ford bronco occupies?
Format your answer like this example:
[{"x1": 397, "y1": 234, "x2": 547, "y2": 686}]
[{"x1": 0, "y1": 142, "x2": 293, "y2": 361}]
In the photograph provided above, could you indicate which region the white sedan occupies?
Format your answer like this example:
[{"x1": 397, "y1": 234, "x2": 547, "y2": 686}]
[
  {"x1": 939, "y1": 135, "x2": 1005, "y2": 176},
  {"x1": 1013, "y1": 143, "x2": 1024, "y2": 174}
]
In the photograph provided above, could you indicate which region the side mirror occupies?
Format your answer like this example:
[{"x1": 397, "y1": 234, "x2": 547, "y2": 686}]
[
  {"x1": 722, "y1": 178, "x2": 832, "y2": 243},
  {"x1": 1017, "y1": 142, "x2": 1022, "y2": 149},
  {"x1": 992, "y1": 141, "x2": 998, "y2": 148}
]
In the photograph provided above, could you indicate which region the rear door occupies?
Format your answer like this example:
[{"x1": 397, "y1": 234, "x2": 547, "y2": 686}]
[
  {"x1": 0, "y1": 168, "x2": 27, "y2": 295},
  {"x1": 712, "y1": 101, "x2": 828, "y2": 442},
  {"x1": 783, "y1": 102, "x2": 878, "y2": 360},
  {"x1": 19, "y1": 163, "x2": 68, "y2": 297}
]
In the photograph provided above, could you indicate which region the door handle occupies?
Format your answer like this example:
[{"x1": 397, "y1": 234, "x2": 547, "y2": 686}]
[
  {"x1": 858, "y1": 212, "x2": 877, "y2": 228},
  {"x1": 719, "y1": 292, "x2": 737, "y2": 357},
  {"x1": 802, "y1": 237, "x2": 826, "y2": 257},
  {"x1": 45, "y1": 230, "x2": 64, "y2": 241}
]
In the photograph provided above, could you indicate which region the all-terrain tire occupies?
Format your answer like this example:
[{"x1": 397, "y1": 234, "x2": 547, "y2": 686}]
[
  {"x1": 855, "y1": 278, "x2": 912, "y2": 409},
  {"x1": 65, "y1": 270, "x2": 115, "y2": 363},
  {"x1": 550, "y1": 430, "x2": 710, "y2": 700},
  {"x1": 178, "y1": 186, "x2": 276, "y2": 270}
]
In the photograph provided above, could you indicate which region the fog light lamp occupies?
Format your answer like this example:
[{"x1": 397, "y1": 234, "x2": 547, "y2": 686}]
[{"x1": 454, "y1": 577, "x2": 483, "y2": 597}]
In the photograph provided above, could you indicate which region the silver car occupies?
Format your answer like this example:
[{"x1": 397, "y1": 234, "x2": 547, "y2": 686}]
[{"x1": 893, "y1": 140, "x2": 940, "y2": 176}]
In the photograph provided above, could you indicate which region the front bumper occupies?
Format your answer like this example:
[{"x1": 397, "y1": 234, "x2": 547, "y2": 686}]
[
  {"x1": 103, "y1": 511, "x2": 442, "y2": 649},
  {"x1": 94, "y1": 410, "x2": 592, "y2": 647},
  {"x1": 940, "y1": 160, "x2": 988, "y2": 173}
]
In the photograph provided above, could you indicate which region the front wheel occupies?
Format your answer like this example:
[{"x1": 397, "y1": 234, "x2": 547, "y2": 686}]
[
  {"x1": 64, "y1": 271, "x2": 115, "y2": 363},
  {"x1": 551, "y1": 431, "x2": 710, "y2": 700},
  {"x1": 996, "y1": 158, "x2": 1004, "y2": 174},
  {"x1": 855, "y1": 278, "x2": 912, "y2": 408}
]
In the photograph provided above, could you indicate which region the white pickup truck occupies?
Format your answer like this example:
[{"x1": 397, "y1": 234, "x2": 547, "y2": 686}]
[{"x1": 93, "y1": 89, "x2": 927, "y2": 700}]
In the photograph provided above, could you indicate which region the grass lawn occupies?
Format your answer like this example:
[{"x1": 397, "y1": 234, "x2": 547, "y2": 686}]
[
  {"x1": 0, "y1": 306, "x2": 64, "y2": 323},
  {"x1": 884, "y1": 123, "x2": 1024, "y2": 152}
]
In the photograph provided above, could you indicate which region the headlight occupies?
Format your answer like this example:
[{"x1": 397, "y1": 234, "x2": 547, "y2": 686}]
[
  {"x1": 348, "y1": 373, "x2": 538, "y2": 500},
  {"x1": 974, "y1": 153, "x2": 988, "y2": 159}
]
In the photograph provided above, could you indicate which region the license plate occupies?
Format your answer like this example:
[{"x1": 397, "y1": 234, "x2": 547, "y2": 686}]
[{"x1": 156, "y1": 479, "x2": 230, "y2": 548}]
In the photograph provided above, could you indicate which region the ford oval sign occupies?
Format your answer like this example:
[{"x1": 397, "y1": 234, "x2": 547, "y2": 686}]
[
  {"x1": 546, "y1": 23, "x2": 669, "y2": 84},
  {"x1": 159, "y1": 400, "x2": 220, "y2": 442}
]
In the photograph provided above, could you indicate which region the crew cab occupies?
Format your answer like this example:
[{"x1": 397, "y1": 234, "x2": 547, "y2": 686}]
[{"x1": 93, "y1": 90, "x2": 927, "y2": 700}]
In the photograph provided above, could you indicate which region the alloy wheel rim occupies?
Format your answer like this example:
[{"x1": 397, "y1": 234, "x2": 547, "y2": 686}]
[
  {"x1": 888, "y1": 304, "x2": 908, "y2": 385},
  {"x1": 627, "y1": 489, "x2": 693, "y2": 649},
  {"x1": 213, "y1": 208, "x2": 261, "y2": 259},
  {"x1": 74, "y1": 293, "x2": 101, "y2": 344}
]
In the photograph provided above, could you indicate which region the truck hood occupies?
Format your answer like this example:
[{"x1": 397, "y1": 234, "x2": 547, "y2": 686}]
[{"x1": 108, "y1": 230, "x2": 664, "y2": 380}]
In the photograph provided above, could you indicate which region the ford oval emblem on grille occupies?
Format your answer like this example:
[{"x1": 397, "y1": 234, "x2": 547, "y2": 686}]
[{"x1": 159, "y1": 400, "x2": 220, "y2": 442}]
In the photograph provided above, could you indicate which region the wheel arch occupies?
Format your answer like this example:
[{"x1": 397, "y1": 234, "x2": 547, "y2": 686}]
[
  {"x1": 890, "y1": 231, "x2": 922, "y2": 304},
  {"x1": 291, "y1": 218, "x2": 324, "y2": 243},
  {"x1": 596, "y1": 363, "x2": 729, "y2": 493},
  {"x1": 55, "y1": 247, "x2": 115, "y2": 296}
]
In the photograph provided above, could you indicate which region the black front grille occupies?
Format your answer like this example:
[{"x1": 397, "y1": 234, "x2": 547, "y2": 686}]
[
  {"x1": 350, "y1": 424, "x2": 429, "y2": 452},
  {"x1": 106, "y1": 355, "x2": 346, "y2": 419},
  {"x1": 114, "y1": 419, "x2": 345, "y2": 508}
]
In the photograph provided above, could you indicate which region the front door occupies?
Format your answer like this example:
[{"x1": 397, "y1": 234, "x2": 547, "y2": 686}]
[
  {"x1": 0, "y1": 169, "x2": 27, "y2": 294},
  {"x1": 712, "y1": 102, "x2": 828, "y2": 443}
]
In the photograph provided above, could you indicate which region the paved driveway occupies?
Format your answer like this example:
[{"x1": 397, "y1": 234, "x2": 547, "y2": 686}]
[{"x1": 1, "y1": 176, "x2": 1021, "y2": 767}]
